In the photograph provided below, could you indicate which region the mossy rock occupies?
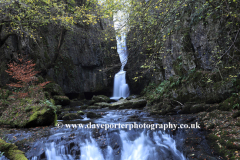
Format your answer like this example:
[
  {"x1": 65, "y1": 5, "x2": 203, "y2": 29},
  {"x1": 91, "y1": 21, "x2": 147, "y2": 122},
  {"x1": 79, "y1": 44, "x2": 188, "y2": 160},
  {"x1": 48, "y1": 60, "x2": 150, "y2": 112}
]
[
  {"x1": 86, "y1": 112, "x2": 102, "y2": 118},
  {"x1": 44, "y1": 82, "x2": 64, "y2": 96},
  {"x1": 0, "y1": 139, "x2": 27, "y2": 160},
  {"x1": 0, "y1": 89, "x2": 11, "y2": 99},
  {"x1": 110, "y1": 99, "x2": 132, "y2": 109},
  {"x1": 77, "y1": 111, "x2": 84, "y2": 115},
  {"x1": 92, "y1": 95, "x2": 110, "y2": 103},
  {"x1": 94, "y1": 102, "x2": 111, "y2": 108},
  {"x1": 0, "y1": 99, "x2": 56, "y2": 128},
  {"x1": 130, "y1": 99, "x2": 147, "y2": 108},
  {"x1": 220, "y1": 93, "x2": 240, "y2": 111},
  {"x1": 53, "y1": 95, "x2": 70, "y2": 106},
  {"x1": 62, "y1": 113, "x2": 83, "y2": 120}
]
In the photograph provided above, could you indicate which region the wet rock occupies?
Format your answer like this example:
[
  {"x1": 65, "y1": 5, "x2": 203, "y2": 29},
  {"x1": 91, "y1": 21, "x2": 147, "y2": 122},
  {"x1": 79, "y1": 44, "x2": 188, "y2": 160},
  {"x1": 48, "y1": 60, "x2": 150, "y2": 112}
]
[
  {"x1": 77, "y1": 110, "x2": 84, "y2": 115},
  {"x1": 92, "y1": 95, "x2": 110, "y2": 103},
  {"x1": 86, "y1": 112, "x2": 102, "y2": 118},
  {"x1": 110, "y1": 99, "x2": 132, "y2": 109},
  {"x1": 53, "y1": 95, "x2": 70, "y2": 106},
  {"x1": 62, "y1": 113, "x2": 83, "y2": 120}
]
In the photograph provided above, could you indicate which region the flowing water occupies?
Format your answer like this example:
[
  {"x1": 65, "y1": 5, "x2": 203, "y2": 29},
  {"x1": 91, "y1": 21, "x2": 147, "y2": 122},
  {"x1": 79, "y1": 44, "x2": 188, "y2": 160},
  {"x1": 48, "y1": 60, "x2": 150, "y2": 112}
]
[{"x1": 0, "y1": 109, "x2": 188, "y2": 160}]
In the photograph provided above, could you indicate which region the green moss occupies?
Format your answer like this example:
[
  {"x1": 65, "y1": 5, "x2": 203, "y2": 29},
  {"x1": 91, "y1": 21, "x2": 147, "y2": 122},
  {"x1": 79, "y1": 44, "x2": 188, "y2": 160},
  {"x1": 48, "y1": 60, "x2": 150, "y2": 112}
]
[
  {"x1": 220, "y1": 93, "x2": 240, "y2": 111},
  {"x1": 53, "y1": 95, "x2": 70, "y2": 106},
  {"x1": 0, "y1": 139, "x2": 27, "y2": 160},
  {"x1": 44, "y1": 82, "x2": 64, "y2": 96}
]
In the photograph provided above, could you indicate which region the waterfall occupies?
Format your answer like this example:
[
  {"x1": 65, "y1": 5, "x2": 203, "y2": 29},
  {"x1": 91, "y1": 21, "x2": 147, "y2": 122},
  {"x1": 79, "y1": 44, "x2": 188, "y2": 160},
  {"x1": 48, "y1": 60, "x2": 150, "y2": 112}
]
[{"x1": 111, "y1": 10, "x2": 130, "y2": 100}]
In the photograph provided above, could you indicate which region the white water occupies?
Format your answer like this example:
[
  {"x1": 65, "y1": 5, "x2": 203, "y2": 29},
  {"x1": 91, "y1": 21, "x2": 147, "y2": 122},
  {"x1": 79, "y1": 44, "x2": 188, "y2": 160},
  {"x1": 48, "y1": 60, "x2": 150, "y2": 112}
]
[
  {"x1": 111, "y1": 10, "x2": 130, "y2": 100},
  {"x1": 30, "y1": 130, "x2": 186, "y2": 160}
]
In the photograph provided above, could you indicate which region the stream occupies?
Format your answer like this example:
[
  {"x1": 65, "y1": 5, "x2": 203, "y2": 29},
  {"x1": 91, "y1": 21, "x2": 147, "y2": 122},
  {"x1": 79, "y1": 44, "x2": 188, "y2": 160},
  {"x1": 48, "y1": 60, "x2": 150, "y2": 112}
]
[{"x1": 0, "y1": 108, "x2": 193, "y2": 160}]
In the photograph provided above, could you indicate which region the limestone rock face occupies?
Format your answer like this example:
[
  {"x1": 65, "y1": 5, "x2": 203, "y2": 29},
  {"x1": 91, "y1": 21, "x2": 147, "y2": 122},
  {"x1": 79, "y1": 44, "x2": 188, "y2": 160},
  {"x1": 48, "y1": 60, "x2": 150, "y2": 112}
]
[{"x1": 0, "y1": 18, "x2": 119, "y2": 96}]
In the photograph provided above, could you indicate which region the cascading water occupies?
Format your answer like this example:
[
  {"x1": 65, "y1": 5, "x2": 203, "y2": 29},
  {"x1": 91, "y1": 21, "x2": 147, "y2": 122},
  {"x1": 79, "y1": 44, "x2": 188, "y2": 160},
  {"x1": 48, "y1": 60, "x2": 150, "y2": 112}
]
[
  {"x1": 27, "y1": 129, "x2": 186, "y2": 160},
  {"x1": 111, "y1": 10, "x2": 130, "y2": 100}
]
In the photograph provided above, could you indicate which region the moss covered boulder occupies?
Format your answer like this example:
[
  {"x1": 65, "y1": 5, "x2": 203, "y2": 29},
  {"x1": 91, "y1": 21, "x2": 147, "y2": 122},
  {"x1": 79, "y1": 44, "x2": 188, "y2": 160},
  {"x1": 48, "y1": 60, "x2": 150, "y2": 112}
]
[
  {"x1": 0, "y1": 139, "x2": 27, "y2": 160},
  {"x1": 77, "y1": 110, "x2": 84, "y2": 115},
  {"x1": 110, "y1": 99, "x2": 132, "y2": 109},
  {"x1": 92, "y1": 95, "x2": 110, "y2": 103},
  {"x1": 0, "y1": 99, "x2": 57, "y2": 128},
  {"x1": 44, "y1": 82, "x2": 64, "y2": 96},
  {"x1": 53, "y1": 95, "x2": 70, "y2": 106}
]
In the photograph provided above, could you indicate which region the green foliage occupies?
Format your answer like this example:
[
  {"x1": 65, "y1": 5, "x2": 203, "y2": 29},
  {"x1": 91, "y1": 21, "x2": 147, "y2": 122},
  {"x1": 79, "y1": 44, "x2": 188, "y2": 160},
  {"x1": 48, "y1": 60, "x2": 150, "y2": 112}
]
[{"x1": 0, "y1": 0, "x2": 101, "y2": 47}]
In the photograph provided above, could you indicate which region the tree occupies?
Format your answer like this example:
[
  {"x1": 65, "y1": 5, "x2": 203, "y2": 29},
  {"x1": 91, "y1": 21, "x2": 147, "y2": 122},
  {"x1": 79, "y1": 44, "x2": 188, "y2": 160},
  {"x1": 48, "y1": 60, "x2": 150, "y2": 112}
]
[{"x1": 5, "y1": 57, "x2": 50, "y2": 98}]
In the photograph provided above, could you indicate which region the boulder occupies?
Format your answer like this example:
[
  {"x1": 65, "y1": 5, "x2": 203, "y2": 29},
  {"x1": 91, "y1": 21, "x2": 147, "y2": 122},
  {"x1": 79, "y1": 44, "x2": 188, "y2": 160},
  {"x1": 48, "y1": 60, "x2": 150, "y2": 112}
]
[
  {"x1": 110, "y1": 99, "x2": 132, "y2": 109},
  {"x1": 110, "y1": 98, "x2": 147, "y2": 109},
  {"x1": 43, "y1": 82, "x2": 64, "y2": 96},
  {"x1": 53, "y1": 95, "x2": 70, "y2": 106},
  {"x1": 92, "y1": 95, "x2": 110, "y2": 103},
  {"x1": 0, "y1": 99, "x2": 57, "y2": 128}
]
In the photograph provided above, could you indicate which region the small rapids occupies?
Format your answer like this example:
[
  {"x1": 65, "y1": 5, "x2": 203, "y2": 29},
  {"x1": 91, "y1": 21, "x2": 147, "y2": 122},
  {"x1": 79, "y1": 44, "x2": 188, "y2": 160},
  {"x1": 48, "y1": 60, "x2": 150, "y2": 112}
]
[{"x1": 26, "y1": 128, "x2": 186, "y2": 160}]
